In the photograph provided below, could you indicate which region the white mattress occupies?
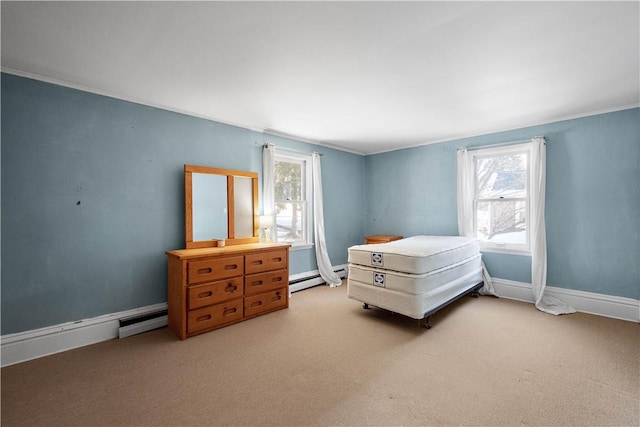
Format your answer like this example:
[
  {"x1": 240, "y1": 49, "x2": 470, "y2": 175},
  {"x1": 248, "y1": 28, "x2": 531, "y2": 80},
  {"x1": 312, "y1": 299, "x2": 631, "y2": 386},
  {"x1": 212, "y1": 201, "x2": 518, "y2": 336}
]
[
  {"x1": 347, "y1": 267, "x2": 483, "y2": 319},
  {"x1": 348, "y1": 235, "x2": 480, "y2": 274},
  {"x1": 348, "y1": 253, "x2": 482, "y2": 295}
]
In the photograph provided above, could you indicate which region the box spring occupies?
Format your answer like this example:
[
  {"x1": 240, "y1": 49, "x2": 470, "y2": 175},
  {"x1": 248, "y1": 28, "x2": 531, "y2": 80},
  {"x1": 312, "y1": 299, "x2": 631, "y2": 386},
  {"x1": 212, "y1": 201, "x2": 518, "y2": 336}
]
[{"x1": 347, "y1": 267, "x2": 483, "y2": 320}]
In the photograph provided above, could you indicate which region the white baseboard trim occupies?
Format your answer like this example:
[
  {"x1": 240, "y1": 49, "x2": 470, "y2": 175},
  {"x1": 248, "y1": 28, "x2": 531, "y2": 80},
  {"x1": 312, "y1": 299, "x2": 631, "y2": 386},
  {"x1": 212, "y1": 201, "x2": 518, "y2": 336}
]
[
  {"x1": 0, "y1": 263, "x2": 351, "y2": 367},
  {"x1": 3, "y1": 277, "x2": 635, "y2": 367},
  {"x1": 289, "y1": 263, "x2": 348, "y2": 293},
  {"x1": 492, "y1": 278, "x2": 639, "y2": 322},
  {"x1": 1, "y1": 303, "x2": 167, "y2": 367}
]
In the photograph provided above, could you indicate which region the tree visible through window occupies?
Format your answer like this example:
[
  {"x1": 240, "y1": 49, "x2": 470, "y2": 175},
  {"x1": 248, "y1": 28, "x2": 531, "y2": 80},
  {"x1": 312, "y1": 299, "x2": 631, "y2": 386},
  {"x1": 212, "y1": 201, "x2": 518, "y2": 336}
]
[
  {"x1": 475, "y1": 152, "x2": 528, "y2": 245},
  {"x1": 274, "y1": 153, "x2": 312, "y2": 246},
  {"x1": 467, "y1": 143, "x2": 532, "y2": 252}
]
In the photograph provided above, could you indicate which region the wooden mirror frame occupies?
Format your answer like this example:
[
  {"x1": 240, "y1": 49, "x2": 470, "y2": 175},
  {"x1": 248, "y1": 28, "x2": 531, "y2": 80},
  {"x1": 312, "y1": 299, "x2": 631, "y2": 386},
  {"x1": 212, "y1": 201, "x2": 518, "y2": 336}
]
[{"x1": 184, "y1": 165, "x2": 259, "y2": 249}]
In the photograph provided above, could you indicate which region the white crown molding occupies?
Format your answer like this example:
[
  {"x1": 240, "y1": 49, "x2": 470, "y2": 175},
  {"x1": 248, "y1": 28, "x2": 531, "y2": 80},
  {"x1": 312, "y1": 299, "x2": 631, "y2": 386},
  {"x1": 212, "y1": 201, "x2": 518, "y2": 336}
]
[
  {"x1": 263, "y1": 129, "x2": 366, "y2": 156},
  {"x1": 2, "y1": 67, "x2": 270, "y2": 137},
  {"x1": 6, "y1": 67, "x2": 636, "y2": 158},
  {"x1": 0, "y1": 67, "x2": 362, "y2": 156},
  {"x1": 365, "y1": 103, "x2": 640, "y2": 156}
]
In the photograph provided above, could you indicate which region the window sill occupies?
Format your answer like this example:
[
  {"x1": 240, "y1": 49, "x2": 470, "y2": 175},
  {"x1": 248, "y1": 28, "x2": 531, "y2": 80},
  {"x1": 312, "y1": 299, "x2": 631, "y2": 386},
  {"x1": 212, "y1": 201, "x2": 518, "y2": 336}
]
[
  {"x1": 479, "y1": 245, "x2": 531, "y2": 256},
  {"x1": 289, "y1": 243, "x2": 314, "y2": 251}
]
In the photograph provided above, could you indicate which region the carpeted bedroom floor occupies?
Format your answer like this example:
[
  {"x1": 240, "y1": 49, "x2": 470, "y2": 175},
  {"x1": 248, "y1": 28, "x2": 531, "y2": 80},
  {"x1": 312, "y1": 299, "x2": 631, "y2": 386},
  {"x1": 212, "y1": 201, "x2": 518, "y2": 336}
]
[{"x1": 2, "y1": 282, "x2": 638, "y2": 426}]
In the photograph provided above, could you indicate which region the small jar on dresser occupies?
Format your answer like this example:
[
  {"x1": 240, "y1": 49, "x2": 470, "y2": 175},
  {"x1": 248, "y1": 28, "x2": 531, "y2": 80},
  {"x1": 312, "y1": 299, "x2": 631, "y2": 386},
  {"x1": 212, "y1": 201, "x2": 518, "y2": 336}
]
[{"x1": 166, "y1": 242, "x2": 290, "y2": 339}]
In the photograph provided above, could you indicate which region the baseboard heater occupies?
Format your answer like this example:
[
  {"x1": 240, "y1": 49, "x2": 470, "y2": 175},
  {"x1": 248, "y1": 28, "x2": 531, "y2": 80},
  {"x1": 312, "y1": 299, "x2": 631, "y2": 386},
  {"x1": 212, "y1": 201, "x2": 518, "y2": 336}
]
[
  {"x1": 289, "y1": 264, "x2": 348, "y2": 293},
  {"x1": 117, "y1": 265, "x2": 348, "y2": 337},
  {"x1": 118, "y1": 309, "x2": 168, "y2": 339}
]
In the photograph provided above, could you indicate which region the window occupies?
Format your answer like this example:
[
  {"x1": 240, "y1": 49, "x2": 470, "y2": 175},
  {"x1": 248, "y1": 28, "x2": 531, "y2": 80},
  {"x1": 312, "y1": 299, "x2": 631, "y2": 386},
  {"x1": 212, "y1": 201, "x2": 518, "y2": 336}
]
[
  {"x1": 274, "y1": 152, "x2": 313, "y2": 248},
  {"x1": 469, "y1": 143, "x2": 532, "y2": 253}
]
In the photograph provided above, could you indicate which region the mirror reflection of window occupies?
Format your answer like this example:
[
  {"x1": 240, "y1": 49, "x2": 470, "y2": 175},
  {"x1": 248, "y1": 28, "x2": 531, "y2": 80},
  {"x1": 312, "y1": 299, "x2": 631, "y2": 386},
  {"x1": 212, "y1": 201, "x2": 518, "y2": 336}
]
[
  {"x1": 234, "y1": 176, "x2": 253, "y2": 238},
  {"x1": 192, "y1": 173, "x2": 228, "y2": 241}
]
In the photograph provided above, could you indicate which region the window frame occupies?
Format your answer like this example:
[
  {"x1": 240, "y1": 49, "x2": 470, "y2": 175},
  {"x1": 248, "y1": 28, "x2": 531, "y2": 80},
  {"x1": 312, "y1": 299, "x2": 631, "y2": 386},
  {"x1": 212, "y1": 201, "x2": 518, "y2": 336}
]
[
  {"x1": 470, "y1": 143, "x2": 532, "y2": 255},
  {"x1": 273, "y1": 151, "x2": 313, "y2": 250}
]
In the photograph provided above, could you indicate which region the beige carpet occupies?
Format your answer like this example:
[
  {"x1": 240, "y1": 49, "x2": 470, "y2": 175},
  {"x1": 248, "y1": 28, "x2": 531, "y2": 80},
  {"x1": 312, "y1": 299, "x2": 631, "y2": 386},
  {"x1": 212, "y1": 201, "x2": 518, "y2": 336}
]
[{"x1": 2, "y1": 283, "x2": 638, "y2": 426}]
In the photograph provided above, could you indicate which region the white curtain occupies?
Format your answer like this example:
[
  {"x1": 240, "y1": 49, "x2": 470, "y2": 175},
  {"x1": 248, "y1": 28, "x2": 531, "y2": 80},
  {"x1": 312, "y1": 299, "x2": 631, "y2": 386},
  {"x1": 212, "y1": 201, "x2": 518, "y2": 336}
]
[
  {"x1": 262, "y1": 144, "x2": 276, "y2": 240},
  {"x1": 530, "y1": 137, "x2": 575, "y2": 315},
  {"x1": 457, "y1": 148, "x2": 496, "y2": 296},
  {"x1": 456, "y1": 148, "x2": 475, "y2": 238},
  {"x1": 312, "y1": 153, "x2": 342, "y2": 287}
]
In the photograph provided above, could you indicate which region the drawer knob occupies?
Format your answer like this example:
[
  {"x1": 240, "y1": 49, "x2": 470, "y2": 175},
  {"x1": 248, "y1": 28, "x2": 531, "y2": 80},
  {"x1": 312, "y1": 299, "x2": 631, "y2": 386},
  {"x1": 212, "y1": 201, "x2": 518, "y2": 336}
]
[
  {"x1": 250, "y1": 301, "x2": 263, "y2": 308},
  {"x1": 224, "y1": 283, "x2": 238, "y2": 293},
  {"x1": 196, "y1": 314, "x2": 212, "y2": 322},
  {"x1": 223, "y1": 307, "x2": 237, "y2": 316},
  {"x1": 223, "y1": 264, "x2": 238, "y2": 271},
  {"x1": 197, "y1": 267, "x2": 213, "y2": 274}
]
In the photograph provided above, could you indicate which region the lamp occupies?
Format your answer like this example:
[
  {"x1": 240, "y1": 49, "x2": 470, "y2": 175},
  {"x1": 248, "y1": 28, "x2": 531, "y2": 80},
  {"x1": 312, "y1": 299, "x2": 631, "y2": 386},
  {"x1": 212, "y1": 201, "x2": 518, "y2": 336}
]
[{"x1": 259, "y1": 215, "x2": 274, "y2": 243}]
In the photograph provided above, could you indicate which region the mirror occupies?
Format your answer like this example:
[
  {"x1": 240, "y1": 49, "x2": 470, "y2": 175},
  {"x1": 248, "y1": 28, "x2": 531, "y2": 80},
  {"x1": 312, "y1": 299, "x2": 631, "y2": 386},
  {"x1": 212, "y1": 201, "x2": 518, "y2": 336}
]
[
  {"x1": 233, "y1": 176, "x2": 254, "y2": 238},
  {"x1": 192, "y1": 173, "x2": 228, "y2": 241},
  {"x1": 185, "y1": 165, "x2": 259, "y2": 249}
]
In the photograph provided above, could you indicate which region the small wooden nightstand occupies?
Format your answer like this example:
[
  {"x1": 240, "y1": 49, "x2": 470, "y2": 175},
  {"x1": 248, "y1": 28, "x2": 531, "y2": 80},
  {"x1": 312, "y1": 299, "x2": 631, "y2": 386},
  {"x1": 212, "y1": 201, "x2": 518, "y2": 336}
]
[{"x1": 364, "y1": 235, "x2": 403, "y2": 244}]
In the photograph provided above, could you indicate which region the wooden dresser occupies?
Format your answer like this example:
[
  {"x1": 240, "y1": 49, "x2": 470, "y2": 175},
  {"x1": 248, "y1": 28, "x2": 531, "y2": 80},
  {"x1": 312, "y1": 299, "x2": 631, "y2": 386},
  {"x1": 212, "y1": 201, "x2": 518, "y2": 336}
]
[{"x1": 166, "y1": 243, "x2": 290, "y2": 339}]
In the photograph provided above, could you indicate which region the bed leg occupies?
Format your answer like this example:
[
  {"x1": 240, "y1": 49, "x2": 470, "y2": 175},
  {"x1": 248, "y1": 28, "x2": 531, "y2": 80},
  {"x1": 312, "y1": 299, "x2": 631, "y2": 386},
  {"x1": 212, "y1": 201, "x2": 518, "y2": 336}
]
[
  {"x1": 363, "y1": 303, "x2": 370, "y2": 310},
  {"x1": 470, "y1": 283, "x2": 482, "y2": 298},
  {"x1": 419, "y1": 316, "x2": 432, "y2": 329}
]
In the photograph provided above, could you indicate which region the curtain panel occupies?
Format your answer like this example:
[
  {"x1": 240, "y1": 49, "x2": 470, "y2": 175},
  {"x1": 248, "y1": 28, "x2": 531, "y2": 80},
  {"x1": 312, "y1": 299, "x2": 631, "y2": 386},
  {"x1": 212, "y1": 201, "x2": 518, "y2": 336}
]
[
  {"x1": 312, "y1": 153, "x2": 342, "y2": 287},
  {"x1": 457, "y1": 147, "x2": 496, "y2": 296},
  {"x1": 530, "y1": 137, "x2": 575, "y2": 315},
  {"x1": 262, "y1": 144, "x2": 276, "y2": 240}
]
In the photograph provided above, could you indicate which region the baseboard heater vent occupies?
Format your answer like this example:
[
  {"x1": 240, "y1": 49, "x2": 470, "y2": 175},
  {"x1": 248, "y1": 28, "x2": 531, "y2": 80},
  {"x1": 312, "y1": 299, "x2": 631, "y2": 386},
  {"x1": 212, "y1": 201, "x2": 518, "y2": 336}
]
[
  {"x1": 118, "y1": 309, "x2": 168, "y2": 339},
  {"x1": 290, "y1": 264, "x2": 348, "y2": 293}
]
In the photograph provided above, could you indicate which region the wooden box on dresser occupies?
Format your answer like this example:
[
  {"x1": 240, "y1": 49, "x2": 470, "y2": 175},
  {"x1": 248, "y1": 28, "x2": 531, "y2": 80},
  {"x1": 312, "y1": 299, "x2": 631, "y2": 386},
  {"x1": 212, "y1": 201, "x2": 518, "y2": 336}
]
[{"x1": 166, "y1": 242, "x2": 290, "y2": 339}]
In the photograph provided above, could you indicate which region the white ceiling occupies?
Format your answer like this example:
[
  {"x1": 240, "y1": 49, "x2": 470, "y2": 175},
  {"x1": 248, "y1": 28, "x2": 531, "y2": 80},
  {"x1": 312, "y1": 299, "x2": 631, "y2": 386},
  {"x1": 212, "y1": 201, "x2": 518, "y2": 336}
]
[{"x1": 2, "y1": 1, "x2": 638, "y2": 155}]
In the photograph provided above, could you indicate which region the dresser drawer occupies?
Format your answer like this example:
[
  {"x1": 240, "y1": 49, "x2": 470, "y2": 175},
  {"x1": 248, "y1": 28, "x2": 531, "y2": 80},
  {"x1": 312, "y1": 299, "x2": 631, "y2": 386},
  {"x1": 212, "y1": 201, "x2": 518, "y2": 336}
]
[
  {"x1": 187, "y1": 255, "x2": 244, "y2": 284},
  {"x1": 245, "y1": 269, "x2": 288, "y2": 296},
  {"x1": 245, "y1": 249, "x2": 288, "y2": 275},
  {"x1": 244, "y1": 288, "x2": 287, "y2": 318},
  {"x1": 187, "y1": 298, "x2": 243, "y2": 334},
  {"x1": 188, "y1": 277, "x2": 243, "y2": 310}
]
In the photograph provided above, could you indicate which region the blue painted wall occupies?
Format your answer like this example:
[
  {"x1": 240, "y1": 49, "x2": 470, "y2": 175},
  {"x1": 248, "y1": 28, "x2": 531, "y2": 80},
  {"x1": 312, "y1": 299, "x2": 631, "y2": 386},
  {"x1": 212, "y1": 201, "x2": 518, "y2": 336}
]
[
  {"x1": 1, "y1": 74, "x2": 365, "y2": 334},
  {"x1": 365, "y1": 108, "x2": 640, "y2": 300},
  {"x1": 2, "y1": 72, "x2": 637, "y2": 336}
]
